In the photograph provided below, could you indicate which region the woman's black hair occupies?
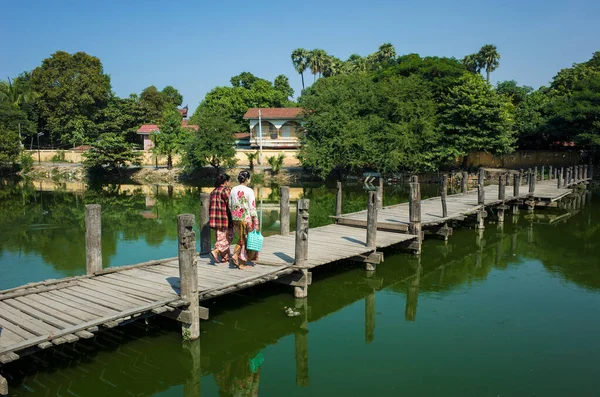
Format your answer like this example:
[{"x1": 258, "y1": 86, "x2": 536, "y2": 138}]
[
  {"x1": 238, "y1": 170, "x2": 251, "y2": 184},
  {"x1": 214, "y1": 173, "x2": 230, "y2": 187}
]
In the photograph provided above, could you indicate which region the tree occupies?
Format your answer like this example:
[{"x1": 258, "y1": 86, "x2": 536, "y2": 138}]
[
  {"x1": 274, "y1": 75, "x2": 294, "y2": 99},
  {"x1": 291, "y1": 48, "x2": 309, "y2": 90},
  {"x1": 140, "y1": 85, "x2": 167, "y2": 122},
  {"x1": 83, "y1": 133, "x2": 142, "y2": 174},
  {"x1": 307, "y1": 49, "x2": 328, "y2": 81},
  {"x1": 0, "y1": 76, "x2": 32, "y2": 109},
  {"x1": 438, "y1": 74, "x2": 516, "y2": 163},
  {"x1": 299, "y1": 73, "x2": 439, "y2": 178},
  {"x1": 478, "y1": 44, "x2": 500, "y2": 82},
  {"x1": 462, "y1": 54, "x2": 481, "y2": 74},
  {"x1": 182, "y1": 109, "x2": 237, "y2": 172},
  {"x1": 161, "y1": 86, "x2": 183, "y2": 107},
  {"x1": 154, "y1": 109, "x2": 188, "y2": 170},
  {"x1": 31, "y1": 51, "x2": 111, "y2": 146},
  {"x1": 191, "y1": 72, "x2": 296, "y2": 132},
  {"x1": 496, "y1": 80, "x2": 533, "y2": 106},
  {"x1": 98, "y1": 95, "x2": 147, "y2": 142},
  {"x1": 0, "y1": 101, "x2": 36, "y2": 142},
  {"x1": 345, "y1": 54, "x2": 368, "y2": 73},
  {"x1": 374, "y1": 43, "x2": 397, "y2": 65},
  {"x1": 0, "y1": 103, "x2": 23, "y2": 173}
]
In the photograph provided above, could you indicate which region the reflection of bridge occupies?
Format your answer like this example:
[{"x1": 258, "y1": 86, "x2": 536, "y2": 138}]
[
  {"x1": 4, "y1": 192, "x2": 592, "y2": 396},
  {"x1": 0, "y1": 166, "x2": 592, "y2": 395}
]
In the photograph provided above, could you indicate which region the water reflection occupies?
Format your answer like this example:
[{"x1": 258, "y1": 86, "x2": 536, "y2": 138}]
[{"x1": 0, "y1": 180, "x2": 598, "y2": 396}]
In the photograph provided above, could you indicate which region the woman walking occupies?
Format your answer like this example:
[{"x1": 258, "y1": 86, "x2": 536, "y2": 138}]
[
  {"x1": 230, "y1": 171, "x2": 259, "y2": 269},
  {"x1": 209, "y1": 173, "x2": 233, "y2": 263}
]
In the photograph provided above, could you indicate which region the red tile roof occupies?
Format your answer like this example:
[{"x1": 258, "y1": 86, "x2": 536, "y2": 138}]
[
  {"x1": 179, "y1": 105, "x2": 188, "y2": 118},
  {"x1": 234, "y1": 132, "x2": 250, "y2": 139},
  {"x1": 243, "y1": 108, "x2": 302, "y2": 120},
  {"x1": 137, "y1": 121, "x2": 198, "y2": 134}
]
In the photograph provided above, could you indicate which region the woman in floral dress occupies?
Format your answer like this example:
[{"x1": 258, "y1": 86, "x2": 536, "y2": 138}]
[
  {"x1": 229, "y1": 171, "x2": 259, "y2": 269},
  {"x1": 209, "y1": 173, "x2": 233, "y2": 263}
]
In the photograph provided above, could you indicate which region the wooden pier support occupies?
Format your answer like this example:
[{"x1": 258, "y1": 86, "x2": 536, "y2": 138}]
[
  {"x1": 409, "y1": 176, "x2": 422, "y2": 254},
  {"x1": 377, "y1": 177, "x2": 384, "y2": 210},
  {"x1": 441, "y1": 174, "x2": 448, "y2": 218},
  {"x1": 535, "y1": 166, "x2": 539, "y2": 181},
  {"x1": 541, "y1": 166, "x2": 545, "y2": 180},
  {"x1": 0, "y1": 375, "x2": 7, "y2": 396},
  {"x1": 498, "y1": 173, "x2": 506, "y2": 200},
  {"x1": 558, "y1": 168, "x2": 563, "y2": 188},
  {"x1": 513, "y1": 173, "x2": 520, "y2": 197},
  {"x1": 280, "y1": 186, "x2": 290, "y2": 235},
  {"x1": 549, "y1": 165, "x2": 553, "y2": 179},
  {"x1": 476, "y1": 173, "x2": 486, "y2": 230},
  {"x1": 200, "y1": 193, "x2": 210, "y2": 254},
  {"x1": 335, "y1": 181, "x2": 342, "y2": 217},
  {"x1": 461, "y1": 171, "x2": 468, "y2": 194},
  {"x1": 584, "y1": 165, "x2": 588, "y2": 182},
  {"x1": 528, "y1": 168, "x2": 535, "y2": 194},
  {"x1": 294, "y1": 199, "x2": 310, "y2": 298},
  {"x1": 177, "y1": 214, "x2": 200, "y2": 341},
  {"x1": 366, "y1": 191, "x2": 378, "y2": 270},
  {"x1": 566, "y1": 167, "x2": 572, "y2": 186},
  {"x1": 85, "y1": 204, "x2": 102, "y2": 275}
]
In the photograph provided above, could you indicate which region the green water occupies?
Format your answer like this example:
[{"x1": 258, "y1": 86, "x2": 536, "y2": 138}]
[{"x1": 1, "y1": 180, "x2": 599, "y2": 396}]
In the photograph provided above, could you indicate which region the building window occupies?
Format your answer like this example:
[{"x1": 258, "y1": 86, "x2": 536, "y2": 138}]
[
  {"x1": 253, "y1": 121, "x2": 278, "y2": 139},
  {"x1": 281, "y1": 121, "x2": 302, "y2": 138}
]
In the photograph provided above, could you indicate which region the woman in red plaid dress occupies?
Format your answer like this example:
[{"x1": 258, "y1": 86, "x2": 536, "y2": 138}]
[{"x1": 209, "y1": 174, "x2": 233, "y2": 263}]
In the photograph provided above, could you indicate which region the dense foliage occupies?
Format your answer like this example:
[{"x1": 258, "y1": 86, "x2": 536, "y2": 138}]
[{"x1": 83, "y1": 133, "x2": 142, "y2": 174}]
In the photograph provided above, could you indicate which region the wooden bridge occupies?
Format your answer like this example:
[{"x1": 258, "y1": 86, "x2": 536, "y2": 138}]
[{"x1": 0, "y1": 164, "x2": 592, "y2": 395}]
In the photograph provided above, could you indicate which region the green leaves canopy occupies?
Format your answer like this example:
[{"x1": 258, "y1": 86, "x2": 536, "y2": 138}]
[{"x1": 83, "y1": 133, "x2": 141, "y2": 173}]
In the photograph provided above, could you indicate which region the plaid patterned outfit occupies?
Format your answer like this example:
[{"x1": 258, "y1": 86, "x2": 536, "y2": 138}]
[{"x1": 210, "y1": 186, "x2": 233, "y2": 255}]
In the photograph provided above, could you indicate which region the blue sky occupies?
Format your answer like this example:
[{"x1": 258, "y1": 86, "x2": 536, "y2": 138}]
[{"x1": 1, "y1": 0, "x2": 599, "y2": 110}]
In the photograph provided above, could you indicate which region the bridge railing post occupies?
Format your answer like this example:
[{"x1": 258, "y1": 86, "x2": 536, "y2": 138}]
[
  {"x1": 477, "y1": 168, "x2": 485, "y2": 205},
  {"x1": 177, "y1": 214, "x2": 200, "y2": 341},
  {"x1": 200, "y1": 193, "x2": 210, "y2": 254},
  {"x1": 441, "y1": 174, "x2": 448, "y2": 218},
  {"x1": 461, "y1": 171, "x2": 468, "y2": 194},
  {"x1": 367, "y1": 191, "x2": 378, "y2": 249},
  {"x1": 280, "y1": 186, "x2": 290, "y2": 235},
  {"x1": 541, "y1": 165, "x2": 545, "y2": 181},
  {"x1": 409, "y1": 176, "x2": 422, "y2": 254},
  {"x1": 294, "y1": 199, "x2": 310, "y2": 298},
  {"x1": 85, "y1": 204, "x2": 102, "y2": 275},
  {"x1": 335, "y1": 181, "x2": 342, "y2": 217}
]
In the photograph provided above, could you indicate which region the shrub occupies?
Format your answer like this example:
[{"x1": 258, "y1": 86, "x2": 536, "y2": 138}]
[{"x1": 267, "y1": 154, "x2": 285, "y2": 175}]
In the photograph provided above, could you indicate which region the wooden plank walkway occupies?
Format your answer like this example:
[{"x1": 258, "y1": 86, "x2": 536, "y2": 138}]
[
  {"x1": 0, "y1": 224, "x2": 414, "y2": 362},
  {"x1": 337, "y1": 178, "x2": 578, "y2": 229}
]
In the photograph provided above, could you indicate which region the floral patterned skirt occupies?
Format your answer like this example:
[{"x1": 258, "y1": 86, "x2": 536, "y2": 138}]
[
  {"x1": 214, "y1": 226, "x2": 234, "y2": 255},
  {"x1": 233, "y1": 221, "x2": 259, "y2": 263}
]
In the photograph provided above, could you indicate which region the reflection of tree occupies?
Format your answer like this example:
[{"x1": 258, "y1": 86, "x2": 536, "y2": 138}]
[{"x1": 0, "y1": 180, "x2": 202, "y2": 277}]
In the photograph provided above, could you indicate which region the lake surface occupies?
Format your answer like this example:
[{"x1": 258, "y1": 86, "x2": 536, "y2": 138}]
[{"x1": 1, "y1": 179, "x2": 599, "y2": 396}]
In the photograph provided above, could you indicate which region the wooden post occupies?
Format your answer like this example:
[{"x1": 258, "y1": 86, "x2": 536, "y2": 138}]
[
  {"x1": 365, "y1": 292, "x2": 375, "y2": 343},
  {"x1": 377, "y1": 177, "x2": 383, "y2": 210},
  {"x1": 513, "y1": 173, "x2": 520, "y2": 197},
  {"x1": 366, "y1": 191, "x2": 378, "y2": 250},
  {"x1": 295, "y1": 200, "x2": 310, "y2": 298},
  {"x1": 577, "y1": 165, "x2": 581, "y2": 183},
  {"x1": 520, "y1": 169, "x2": 525, "y2": 186},
  {"x1": 561, "y1": 167, "x2": 566, "y2": 187},
  {"x1": 557, "y1": 168, "x2": 562, "y2": 188},
  {"x1": 461, "y1": 171, "x2": 468, "y2": 194},
  {"x1": 549, "y1": 165, "x2": 553, "y2": 179},
  {"x1": 478, "y1": 167, "x2": 485, "y2": 188},
  {"x1": 0, "y1": 376, "x2": 7, "y2": 397},
  {"x1": 177, "y1": 214, "x2": 200, "y2": 340},
  {"x1": 280, "y1": 186, "x2": 290, "y2": 235},
  {"x1": 409, "y1": 176, "x2": 422, "y2": 254},
  {"x1": 566, "y1": 167, "x2": 571, "y2": 186},
  {"x1": 294, "y1": 328, "x2": 309, "y2": 387},
  {"x1": 477, "y1": 182, "x2": 485, "y2": 205},
  {"x1": 498, "y1": 173, "x2": 506, "y2": 200},
  {"x1": 441, "y1": 174, "x2": 448, "y2": 218},
  {"x1": 335, "y1": 181, "x2": 342, "y2": 217},
  {"x1": 541, "y1": 165, "x2": 545, "y2": 181},
  {"x1": 199, "y1": 193, "x2": 210, "y2": 254},
  {"x1": 528, "y1": 168, "x2": 535, "y2": 194},
  {"x1": 85, "y1": 204, "x2": 102, "y2": 275},
  {"x1": 584, "y1": 165, "x2": 588, "y2": 181}
]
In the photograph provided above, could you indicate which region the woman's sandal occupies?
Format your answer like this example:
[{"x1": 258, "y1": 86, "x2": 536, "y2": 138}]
[{"x1": 209, "y1": 249, "x2": 219, "y2": 263}]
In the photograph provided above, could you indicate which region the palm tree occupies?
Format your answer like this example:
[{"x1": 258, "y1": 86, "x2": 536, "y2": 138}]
[
  {"x1": 307, "y1": 49, "x2": 328, "y2": 81},
  {"x1": 291, "y1": 48, "x2": 308, "y2": 90},
  {"x1": 346, "y1": 54, "x2": 368, "y2": 73},
  {"x1": 462, "y1": 54, "x2": 481, "y2": 74},
  {"x1": 477, "y1": 44, "x2": 500, "y2": 82},
  {"x1": 376, "y1": 43, "x2": 397, "y2": 63},
  {"x1": 322, "y1": 56, "x2": 343, "y2": 77},
  {"x1": 0, "y1": 76, "x2": 31, "y2": 109}
]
